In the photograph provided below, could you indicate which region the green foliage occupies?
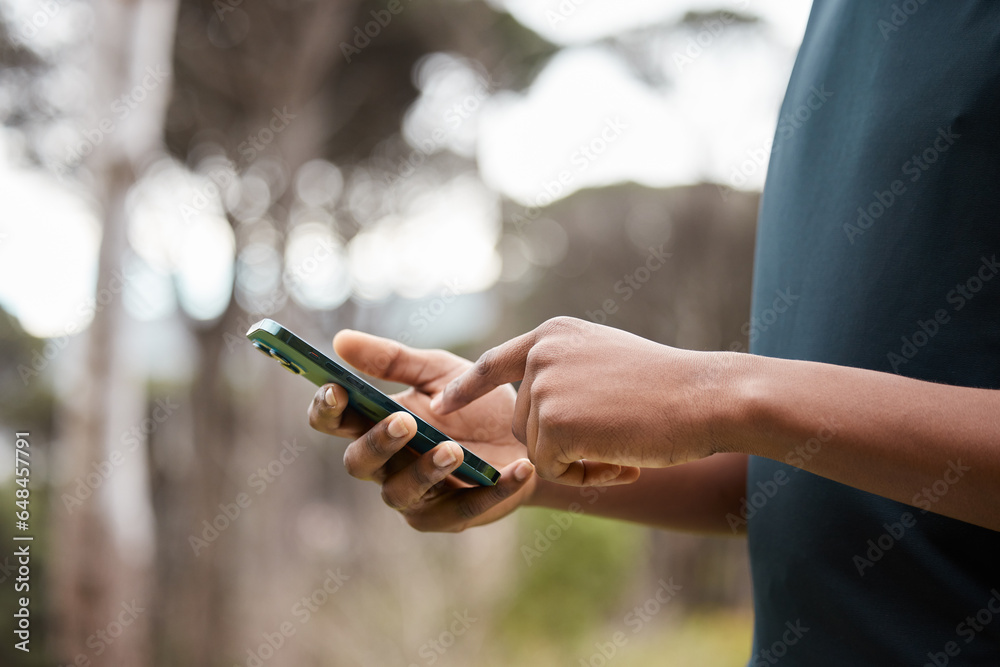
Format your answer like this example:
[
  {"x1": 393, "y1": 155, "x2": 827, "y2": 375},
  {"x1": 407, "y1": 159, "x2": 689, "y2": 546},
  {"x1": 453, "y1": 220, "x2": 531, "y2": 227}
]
[
  {"x1": 0, "y1": 308, "x2": 54, "y2": 431},
  {"x1": 496, "y1": 507, "x2": 647, "y2": 647},
  {"x1": 619, "y1": 611, "x2": 752, "y2": 666}
]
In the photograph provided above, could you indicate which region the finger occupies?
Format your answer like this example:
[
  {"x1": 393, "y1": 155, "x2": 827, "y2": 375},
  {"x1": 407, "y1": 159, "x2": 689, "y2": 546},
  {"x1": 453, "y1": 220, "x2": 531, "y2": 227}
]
[
  {"x1": 342, "y1": 412, "x2": 417, "y2": 482},
  {"x1": 432, "y1": 330, "x2": 538, "y2": 415},
  {"x1": 308, "y1": 383, "x2": 371, "y2": 438},
  {"x1": 510, "y1": 359, "x2": 537, "y2": 446},
  {"x1": 333, "y1": 330, "x2": 466, "y2": 394},
  {"x1": 405, "y1": 459, "x2": 536, "y2": 532},
  {"x1": 379, "y1": 442, "x2": 465, "y2": 510},
  {"x1": 535, "y1": 457, "x2": 642, "y2": 488}
]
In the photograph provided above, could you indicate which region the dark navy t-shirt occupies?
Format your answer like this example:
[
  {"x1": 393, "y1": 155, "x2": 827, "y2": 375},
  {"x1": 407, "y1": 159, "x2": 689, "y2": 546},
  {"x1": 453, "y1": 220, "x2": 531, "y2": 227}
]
[{"x1": 747, "y1": 1, "x2": 1000, "y2": 665}]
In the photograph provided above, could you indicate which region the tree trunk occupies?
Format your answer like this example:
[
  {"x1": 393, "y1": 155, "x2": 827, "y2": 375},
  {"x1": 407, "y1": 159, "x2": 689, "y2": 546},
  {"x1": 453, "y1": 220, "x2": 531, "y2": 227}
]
[{"x1": 49, "y1": 0, "x2": 178, "y2": 664}]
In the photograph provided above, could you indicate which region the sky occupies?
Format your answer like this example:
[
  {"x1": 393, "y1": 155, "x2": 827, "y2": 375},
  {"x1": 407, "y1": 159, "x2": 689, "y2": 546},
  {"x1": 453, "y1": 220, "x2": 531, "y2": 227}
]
[{"x1": 0, "y1": 0, "x2": 813, "y2": 339}]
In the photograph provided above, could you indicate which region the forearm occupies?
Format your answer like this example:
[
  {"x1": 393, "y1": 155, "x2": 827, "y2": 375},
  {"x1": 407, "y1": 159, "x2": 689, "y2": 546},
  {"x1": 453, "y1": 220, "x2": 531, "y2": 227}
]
[
  {"x1": 526, "y1": 453, "x2": 749, "y2": 535},
  {"x1": 727, "y1": 354, "x2": 1000, "y2": 531}
]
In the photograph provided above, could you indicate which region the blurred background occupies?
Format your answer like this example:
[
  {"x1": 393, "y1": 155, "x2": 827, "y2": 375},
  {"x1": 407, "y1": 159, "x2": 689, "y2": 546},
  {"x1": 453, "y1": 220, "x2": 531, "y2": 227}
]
[{"x1": 0, "y1": 0, "x2": 812, "y2": 664}]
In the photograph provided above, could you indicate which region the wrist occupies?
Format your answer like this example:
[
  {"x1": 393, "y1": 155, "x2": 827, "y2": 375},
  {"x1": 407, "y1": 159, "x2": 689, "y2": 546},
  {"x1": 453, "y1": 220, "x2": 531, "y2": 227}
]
[
  {"x1": 707, "y1": 350, "x2": 771, "y2": 457},
  {"x1": 523, "y1": 475, "x2": 576, "y2": 510}
]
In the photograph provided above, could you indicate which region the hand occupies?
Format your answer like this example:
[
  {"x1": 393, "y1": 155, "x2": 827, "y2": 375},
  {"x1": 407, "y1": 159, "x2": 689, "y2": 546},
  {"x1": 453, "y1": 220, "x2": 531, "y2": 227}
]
[
  {"x1": 432, "y1": 317, "x2": 735, "y2": 486},
  {"x1": 307, "y1": 330, "x2": 536, "y2": 532}
]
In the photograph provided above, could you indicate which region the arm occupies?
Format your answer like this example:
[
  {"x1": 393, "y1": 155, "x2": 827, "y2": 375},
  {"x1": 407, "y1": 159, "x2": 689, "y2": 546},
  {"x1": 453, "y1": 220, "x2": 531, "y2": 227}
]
[
  {"x1": 528, "y1": 453, "x2": 749, "y2": 534},
  {"x1": 730, "y1": 355, "x2": 1000, "y2": 530},
  {"x1": 435, "y1": 317, "x2": 1000, "y2": 532}
]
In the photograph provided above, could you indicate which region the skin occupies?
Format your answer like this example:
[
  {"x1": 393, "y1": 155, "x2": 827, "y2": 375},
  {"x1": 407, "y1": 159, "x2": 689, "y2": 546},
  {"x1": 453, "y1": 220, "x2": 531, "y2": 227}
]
[{"x1": 309, "y1": 317, "x2": 1000, "y2": 534}]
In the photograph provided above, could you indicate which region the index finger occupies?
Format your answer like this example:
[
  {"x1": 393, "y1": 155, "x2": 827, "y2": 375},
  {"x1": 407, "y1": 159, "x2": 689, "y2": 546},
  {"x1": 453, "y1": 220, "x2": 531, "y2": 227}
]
[
  {"x1": 431, "y1": 330, "x2": 537, "y2": 415},
  {"x1": 333, "y1": 330, "x2": 466, "y2": 394}
]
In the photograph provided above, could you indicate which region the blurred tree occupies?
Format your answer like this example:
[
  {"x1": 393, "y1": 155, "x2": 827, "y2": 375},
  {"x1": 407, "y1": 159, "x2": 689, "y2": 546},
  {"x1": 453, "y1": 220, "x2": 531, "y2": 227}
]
[
  {"x1": 46, "y1": 0, "x2": 178, "y2": 663},
  {"x1": 150, "y1": 3, "x2": 550, "y2": 664}
]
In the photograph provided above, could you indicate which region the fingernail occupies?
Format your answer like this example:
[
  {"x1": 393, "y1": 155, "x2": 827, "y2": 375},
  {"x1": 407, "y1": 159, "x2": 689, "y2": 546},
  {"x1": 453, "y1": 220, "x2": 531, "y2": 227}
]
[
  {"x1": 429, "y1": 394, "x2": 442, "y2": 412},
  {"x1": 433, "y1": 443, "x2": 458, "y2": 468},
  {"x1": 387, "y1": 416, "x2": 408, "y2": 438},
  {"x1": 513, "y1": 460, "x2": 533, "y2": 482},
  {"x1": 324, "y1": 387, "x2": 337, "y2": 408}
]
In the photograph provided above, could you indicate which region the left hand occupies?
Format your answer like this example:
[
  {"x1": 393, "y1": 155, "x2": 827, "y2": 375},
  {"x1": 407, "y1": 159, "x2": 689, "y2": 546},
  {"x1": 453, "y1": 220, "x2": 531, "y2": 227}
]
[{"x1": 431, "y1": 317, "x2": 737, "y2": 486}]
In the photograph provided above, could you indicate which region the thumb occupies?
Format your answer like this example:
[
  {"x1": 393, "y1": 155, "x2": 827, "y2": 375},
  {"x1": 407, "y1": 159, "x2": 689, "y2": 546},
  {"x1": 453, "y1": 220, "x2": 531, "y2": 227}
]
[{"x1": 333, "y1": 330, "x2": 468, "y2": 393}]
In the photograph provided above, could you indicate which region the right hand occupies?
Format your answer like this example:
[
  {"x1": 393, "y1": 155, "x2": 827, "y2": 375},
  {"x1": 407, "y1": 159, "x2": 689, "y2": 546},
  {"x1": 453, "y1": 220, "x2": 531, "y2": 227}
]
[{"x1": 307, "y1": 330, "x2": 537, "y2": 532}]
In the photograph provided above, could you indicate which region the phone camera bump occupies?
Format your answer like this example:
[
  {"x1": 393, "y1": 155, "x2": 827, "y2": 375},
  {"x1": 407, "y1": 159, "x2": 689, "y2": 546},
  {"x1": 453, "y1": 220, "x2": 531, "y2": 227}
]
[{"x1": 268, "y1": 349, "x2": 304, "y2": 375}]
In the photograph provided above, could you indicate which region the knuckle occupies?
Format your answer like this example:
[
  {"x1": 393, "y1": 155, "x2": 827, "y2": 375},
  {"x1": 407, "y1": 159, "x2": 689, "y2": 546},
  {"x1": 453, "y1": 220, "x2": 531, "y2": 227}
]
[
  {"x1": 511, "y1": 421, "x2": 527, "y2": 443},
  {"x1": 342, "y1": 448, "x2": 361, "y2": 478},
  {"x1": 524, "y1": 344, "x2": 554, "y2": 372},
  {"x1": 538, "y1": 404, "x2": 572, "y2": 437},
  {"x1": 527, "y1": 370, "x2": 553, "y2": 399},
  {"x1": 534, "y1": 463, "x2": 560, "y2": 482},
  {"x1": 537, "y1": 316, "x2": 587, "y2": 353},
  {"x1": 455, "y1": 496, "x2": 480, "y2": 521},
  {"x1": 474, "y1": 347, "x2": 501, "y2": 379},
  {"x1": 455, "y1": 485, "x2": 510, "y2": 521},
  {"x1": 538, "y1": 315, "x2": 574, "y2": 335},
  {"x1": 380, "y1": 485, "x2": 406, "y2": 510},
  {"x1": 409, "y1": 460, "x2": 435, "y2": 489},
  {"x1": 488, "y1": 482, "x2": 515, "y2": 503},
  {"x1": 364, "y1": 426, "x2": 388, "y2": 458}
]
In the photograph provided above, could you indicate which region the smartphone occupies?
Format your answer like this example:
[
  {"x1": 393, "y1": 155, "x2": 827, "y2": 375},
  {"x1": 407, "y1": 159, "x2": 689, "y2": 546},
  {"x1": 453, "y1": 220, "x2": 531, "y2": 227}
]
[{"x1": 246, "y1": 318, "x2": 500, "y2": 486}]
